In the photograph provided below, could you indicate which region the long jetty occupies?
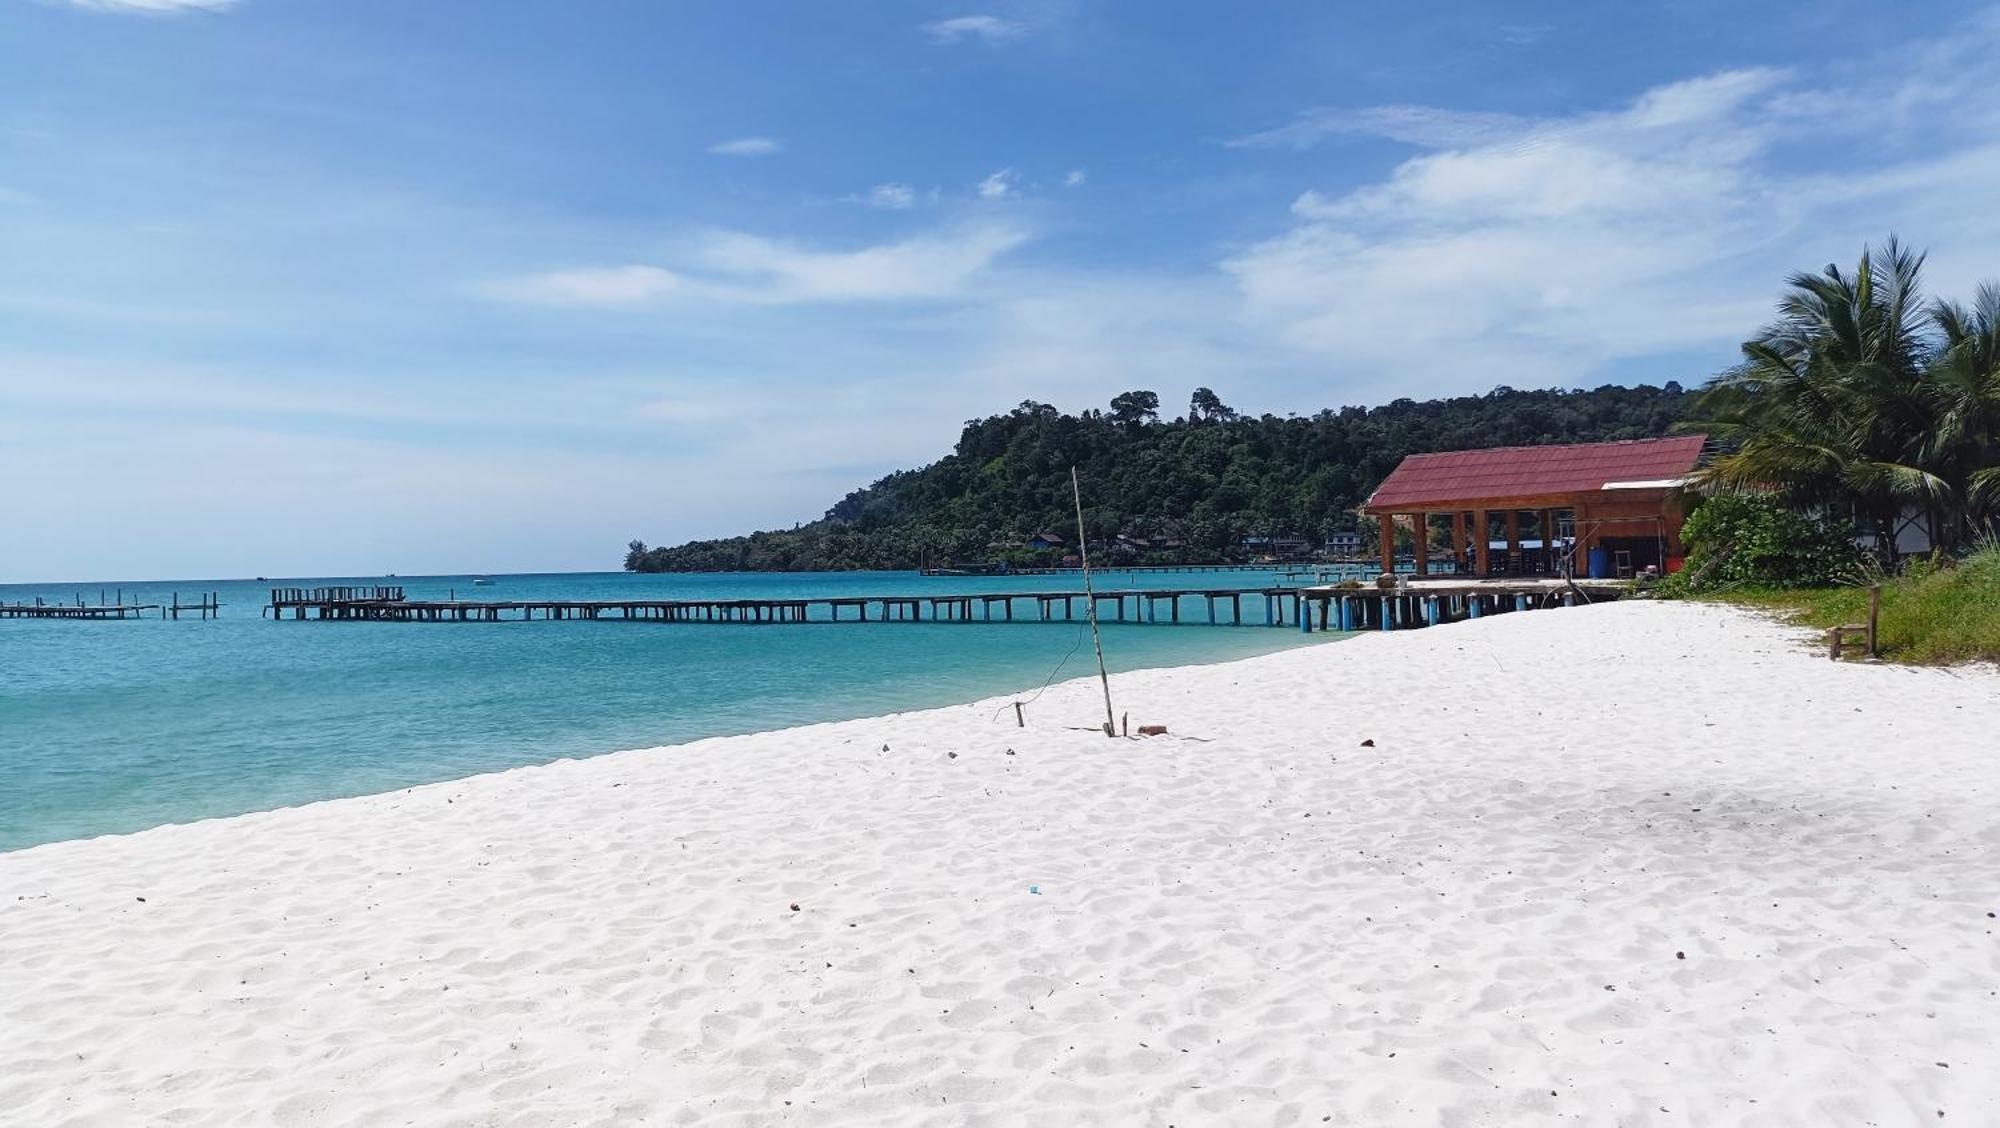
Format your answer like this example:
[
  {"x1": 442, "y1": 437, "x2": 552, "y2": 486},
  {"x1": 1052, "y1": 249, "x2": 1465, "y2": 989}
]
[
  {"x1": 923, "y1": 562, "x2": 1301, "y2": 578},
  {"x1": 267, "y1": 578, "x2": 1628, "y2": 632},
  {"x1": 269, "y1": 585, "x2": 1318, "y2": 626},
  {"x1": 918, "y1": 558, "x2": 1459, "y2": 578}
]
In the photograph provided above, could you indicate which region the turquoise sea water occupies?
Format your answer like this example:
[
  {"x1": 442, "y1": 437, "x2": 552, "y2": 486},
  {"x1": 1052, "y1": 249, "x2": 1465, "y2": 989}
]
[{"x1": 0, "y1": 570, "x2": 1347, "y2": 852}]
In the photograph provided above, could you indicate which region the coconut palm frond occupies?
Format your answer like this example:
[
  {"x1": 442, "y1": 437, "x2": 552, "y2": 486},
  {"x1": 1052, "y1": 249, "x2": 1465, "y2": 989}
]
[
  {"x1": 1841, "y1": 460, "x2": 1952, "y2": 506},
  {"x1": 1695, "y1": 237, "x2": 2000, "y2": 551},
  {"x1": 1968, "y1": 467, "x2": 2000, "y2": 521}
]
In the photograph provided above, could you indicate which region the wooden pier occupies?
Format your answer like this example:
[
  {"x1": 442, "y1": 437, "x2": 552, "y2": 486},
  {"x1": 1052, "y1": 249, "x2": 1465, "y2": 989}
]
[
  {"x1": 1, "y1": 600, "x2": 158, "y2": 620},
  {"x1": 924, "y1": 562, "x2": 1305, "y2": 578},
  {"x1": 1, "y1": 590, "x2": 219, "y2": 620},
  {"x1": 267, "y1": 578, "x2": 1629, "y2": 631},
  {"x1": 921, "y1": 557, "x2": 1461, "y2": 578},
  {"x1": 269, "y1": 585, "x2": 1323, "y2": 627},
  {"x1": 1294, "y1": 578, "x2": 1631, "y2": 634}
]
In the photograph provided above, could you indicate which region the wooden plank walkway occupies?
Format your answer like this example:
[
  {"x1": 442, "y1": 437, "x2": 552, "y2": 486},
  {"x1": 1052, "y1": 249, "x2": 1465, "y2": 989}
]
[
  {"x1": 268, "y1": 586, "x2": 1318, "y2": 627},
  {"x1": 1, "y1": 590, "x2": 220, "y2": 620},
  {"x1": 919, "y1": 558, "x2": 1456, "y2": 578},
  {"x1": 1, "y1": 602, "x2": 159, "y2": 620},
  {"x1": 266, "y1": 578, "x2": 1630, "y2": 631},
  {"x1": 1295, "y1": 578, "x2": 1631, "y2": 633}
]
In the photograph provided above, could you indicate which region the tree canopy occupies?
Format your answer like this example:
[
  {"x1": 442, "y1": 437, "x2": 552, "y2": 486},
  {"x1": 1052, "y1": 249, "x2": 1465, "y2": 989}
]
[
  {"x1": 627, "y1": 383, "x2": 1691, "y2": 572},
  {"x1": 1686, "y1": 237, "x2": 2000, "y2": 554}
]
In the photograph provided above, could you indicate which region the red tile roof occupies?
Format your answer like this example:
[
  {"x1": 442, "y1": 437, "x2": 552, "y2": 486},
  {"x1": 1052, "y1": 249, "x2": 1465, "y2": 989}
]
[{"x1": 1364, "y1": 435, "x2": 1706, "y2": 511}]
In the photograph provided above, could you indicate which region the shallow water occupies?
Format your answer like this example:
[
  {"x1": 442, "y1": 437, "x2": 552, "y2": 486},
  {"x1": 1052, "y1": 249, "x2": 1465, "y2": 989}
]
[{"x1": 0, "y1": 569, "x2": 1349, "y2": 850}]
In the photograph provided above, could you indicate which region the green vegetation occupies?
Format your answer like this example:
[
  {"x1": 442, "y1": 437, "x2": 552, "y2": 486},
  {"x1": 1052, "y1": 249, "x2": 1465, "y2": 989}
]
[
  {"x1": 1687, "y1": 237, "x2": 2000, "y2": 555},
  {"x1": 1701, "y1": 545, "x2": 2000, "y2": 665},
  {"x1": 1661, "y1": 494, "x2": 1857, "y2": 591},
  {"x1": 1663, "y1": 237, "x2": 2000, "y2": 664},
  {"x1": 625, "y1": 383, "x2": 1691, "y2": 572}
]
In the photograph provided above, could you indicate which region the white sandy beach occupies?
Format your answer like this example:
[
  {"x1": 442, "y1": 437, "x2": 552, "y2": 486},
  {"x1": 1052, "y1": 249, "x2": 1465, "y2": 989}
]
[{"x1": 3, "y1": 601, "x2": 1997, "y2": 1126}]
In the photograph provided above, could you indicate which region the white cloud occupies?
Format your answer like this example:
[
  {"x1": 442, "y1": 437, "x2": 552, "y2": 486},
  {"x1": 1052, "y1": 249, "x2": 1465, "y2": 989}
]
[
  {"x1": 486, "y1": 265, "x2": 683, "y2": 307},
  {"x1": 863, "y1": 183, "x2": 916, "y2": 210},
  {"x1": 689, "y1": 223, "x2": 1030, "y2": 302},
  {"x1": 1222, "y1": 39, "x2": 2000, "y2": 395},
  {"x1": 1228, "y1": 105, "x2": 1526, "y2": 151},
  {"x1": 707, "y1": 136, "x2": 783, "y2": 157},
  {"x1": 923, "y1": 15, "x2": 1025, "y2": 44},
  {"x1": 61, "y1": 0, "x2": 236, "y2": 10},
  {"x1": 1063, "y1": 169, "x2": 1087, "y2": 187},
  {"x1": 976, "y1": 168, "x2": 1018, "y2": 198},
  {"x1": 490, "y1": 223, "x2": 1031, "y2": 309}
]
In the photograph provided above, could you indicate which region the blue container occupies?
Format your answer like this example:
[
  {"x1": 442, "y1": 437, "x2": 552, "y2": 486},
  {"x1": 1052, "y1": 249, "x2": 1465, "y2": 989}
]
[{"x1": 1587, "y1": 548, "x2": 1611, "y2": 578}]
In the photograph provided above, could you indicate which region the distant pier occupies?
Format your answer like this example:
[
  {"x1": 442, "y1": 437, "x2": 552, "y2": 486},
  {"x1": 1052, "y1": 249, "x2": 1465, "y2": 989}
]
[{"x1": 1, "y1": 591, "x2": 219, "y2": 620}]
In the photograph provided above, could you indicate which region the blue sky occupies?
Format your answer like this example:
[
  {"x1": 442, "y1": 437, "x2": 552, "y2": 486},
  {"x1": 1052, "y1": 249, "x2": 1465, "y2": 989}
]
[{"x1": 6, "y1": 0, "x2": 2000, "y2": 581}]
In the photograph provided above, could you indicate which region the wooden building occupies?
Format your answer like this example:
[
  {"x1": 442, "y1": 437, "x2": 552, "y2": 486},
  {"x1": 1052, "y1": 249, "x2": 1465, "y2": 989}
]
[{"x1": 1361, "y1": 436, "x2": 1706, "y2": 579}]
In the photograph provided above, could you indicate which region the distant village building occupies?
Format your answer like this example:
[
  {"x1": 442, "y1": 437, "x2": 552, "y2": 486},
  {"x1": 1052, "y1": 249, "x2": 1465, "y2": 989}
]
[
  {"x1": 1362, "y1": 436, "x2": 1706, "y2": 579},
  {"x1": 1025, "y1": 531, "x2": 1066, "y2": 551},
  {"x1": 1323, "y1": 531, "x2": 1364, "y2": 556},
  {"x1": 1240, "y1": 534, "x2": 1312, "y2": 559}
]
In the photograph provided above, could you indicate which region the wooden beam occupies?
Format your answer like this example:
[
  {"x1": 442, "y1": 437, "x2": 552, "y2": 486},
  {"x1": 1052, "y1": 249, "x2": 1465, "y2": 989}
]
[
  {"x1": 1412, "y1": 513, "x2": 1429, "y2": 576},
  {"x1": 1573, "y1": 500, "x2": 1593, "y2": 577},
  {"x1": 1381, "y1": 512, "x2": 1396, "y2": 576},
  {"x1": 1472, "y1": 510, "x2": 1489, "y2": 577}
]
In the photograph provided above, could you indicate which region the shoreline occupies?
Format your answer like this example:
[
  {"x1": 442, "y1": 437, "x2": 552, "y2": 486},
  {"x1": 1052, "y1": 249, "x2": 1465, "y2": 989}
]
[
  {"x1": 0, "y1": 632, "x2": 1344, "y2": 860},
  {"x1": 4, "y1": 601, "x2": 1996, "y2": 1123},
  {"x1": 1, "y1": 580, "x2": 1335, "y2": 853}
]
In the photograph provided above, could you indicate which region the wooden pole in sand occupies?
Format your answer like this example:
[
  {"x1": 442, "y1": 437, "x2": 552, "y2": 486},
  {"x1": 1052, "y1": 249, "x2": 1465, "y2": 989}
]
[{"x1": 1072, "y1": 467, "x2": 1117, "y2": 738}]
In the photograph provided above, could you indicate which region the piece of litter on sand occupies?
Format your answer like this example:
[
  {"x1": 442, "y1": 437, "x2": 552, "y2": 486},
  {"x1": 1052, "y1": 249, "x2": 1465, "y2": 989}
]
[{"x1": 1028, "y1": 885, "x2": 1041, "y2": 895}]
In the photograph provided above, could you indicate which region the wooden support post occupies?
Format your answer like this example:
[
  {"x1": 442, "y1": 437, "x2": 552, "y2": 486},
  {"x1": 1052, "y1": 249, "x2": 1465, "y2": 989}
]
[
  {"x1": 1381, "y1": 513, "x2": 1397, "y2": 576},
  {"x1": 1573, "y1": 501, "x2": 1592, "y2": 577},
  {"x1": 1472, "y1": 511, "x2": 1490, "y2": 577},
  {"x1": 1413, "y1": 513, "x2": 1429, "y2": 576},
  {"x1": 1505, "y1": 512, "x2": 1521, "y2": 573},
  {"x1": 1451, "y1": 513, "x2": 1466, "y2": 574}
]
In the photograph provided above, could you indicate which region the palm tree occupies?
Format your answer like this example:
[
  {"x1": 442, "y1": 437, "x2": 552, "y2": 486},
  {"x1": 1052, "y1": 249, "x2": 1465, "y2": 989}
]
[
  {"x1": 1925, "y1": 282, "x2": 2000, "y2": 544},
  {"x1": 1689, "y1": 238, "x2": 2000, "y2": 557}
]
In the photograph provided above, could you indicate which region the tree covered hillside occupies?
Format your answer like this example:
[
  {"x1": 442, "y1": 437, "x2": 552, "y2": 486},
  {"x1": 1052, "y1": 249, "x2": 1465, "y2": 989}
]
[{"x1": 625, "y1": 384, "x2": 1692, "y2": 572}]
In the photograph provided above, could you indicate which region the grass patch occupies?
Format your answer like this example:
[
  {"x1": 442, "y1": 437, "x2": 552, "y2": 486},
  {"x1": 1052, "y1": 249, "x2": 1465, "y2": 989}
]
[{"x1": 1696, "y1": 545, "x2": 2000, "y2": 665}]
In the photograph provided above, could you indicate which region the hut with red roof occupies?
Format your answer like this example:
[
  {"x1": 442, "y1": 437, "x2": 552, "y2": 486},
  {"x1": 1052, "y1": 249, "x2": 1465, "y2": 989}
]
[{"x1": 1361, "y1": 436, "x2": 1706, "y2": 579}]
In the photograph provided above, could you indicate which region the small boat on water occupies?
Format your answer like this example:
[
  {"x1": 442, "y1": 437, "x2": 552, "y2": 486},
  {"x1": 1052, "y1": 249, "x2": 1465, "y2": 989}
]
[{"x1": 472, "y1": 577, "x2": 496, "y2": 586}]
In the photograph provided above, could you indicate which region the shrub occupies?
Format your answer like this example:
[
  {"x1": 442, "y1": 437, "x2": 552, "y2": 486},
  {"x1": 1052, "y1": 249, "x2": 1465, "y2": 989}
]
[{"x1": 1676, "y1": 494, "x2": 1857, "y2": 590}]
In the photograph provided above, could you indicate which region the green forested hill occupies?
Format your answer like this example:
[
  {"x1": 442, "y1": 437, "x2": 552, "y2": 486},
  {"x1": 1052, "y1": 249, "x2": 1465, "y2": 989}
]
[{"x1": 624, "y1": 383, "x2": 1692, "y2": 572}]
